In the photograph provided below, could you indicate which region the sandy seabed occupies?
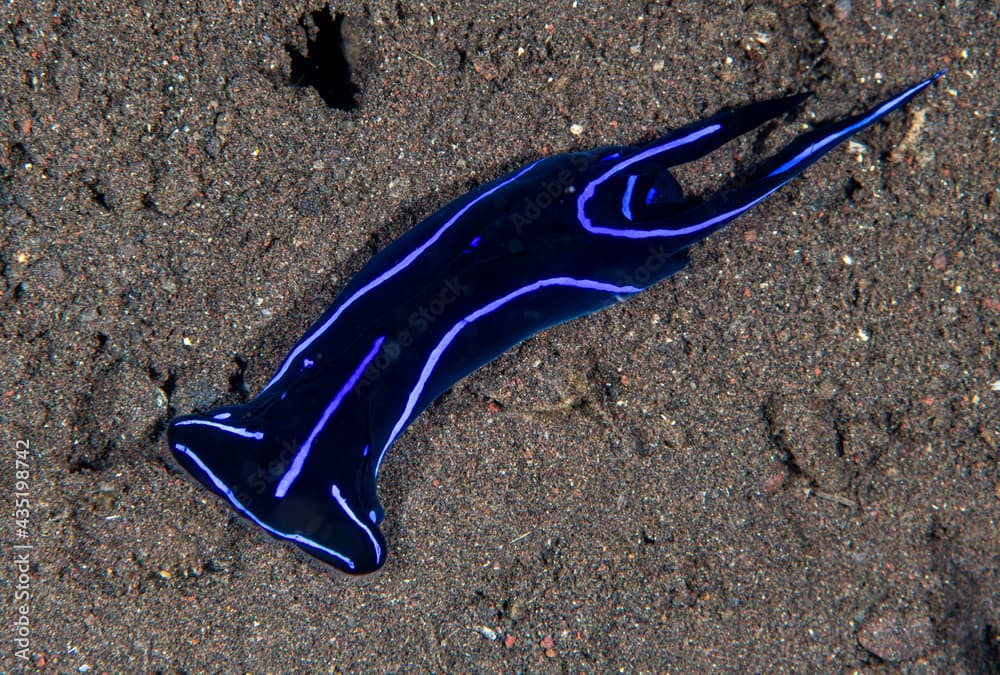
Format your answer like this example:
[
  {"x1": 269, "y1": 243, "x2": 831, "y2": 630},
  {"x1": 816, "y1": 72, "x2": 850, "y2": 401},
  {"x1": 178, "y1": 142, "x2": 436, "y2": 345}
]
[{"x1": 1, "y1": 1, "x2": 997, "y2": 672}]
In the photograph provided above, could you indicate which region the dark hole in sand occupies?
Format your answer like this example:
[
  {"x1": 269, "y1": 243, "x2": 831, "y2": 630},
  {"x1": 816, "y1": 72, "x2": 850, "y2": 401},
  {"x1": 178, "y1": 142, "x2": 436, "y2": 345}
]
[{"x1": 286, "y1": 6, "x2": 359, "y2": 110}]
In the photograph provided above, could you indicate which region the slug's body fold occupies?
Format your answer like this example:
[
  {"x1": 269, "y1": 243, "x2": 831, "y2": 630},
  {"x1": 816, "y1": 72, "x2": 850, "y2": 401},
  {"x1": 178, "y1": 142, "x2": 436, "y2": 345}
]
[{"x1": 167, "y1": 73, "x2": 942, "y2": 574}]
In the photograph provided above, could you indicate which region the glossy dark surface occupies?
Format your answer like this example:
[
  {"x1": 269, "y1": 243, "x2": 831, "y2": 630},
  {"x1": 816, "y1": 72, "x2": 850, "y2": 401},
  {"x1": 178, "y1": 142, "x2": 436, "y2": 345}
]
[{"x1": 168, "y1": 73, "x2": 942, "y2": 574}]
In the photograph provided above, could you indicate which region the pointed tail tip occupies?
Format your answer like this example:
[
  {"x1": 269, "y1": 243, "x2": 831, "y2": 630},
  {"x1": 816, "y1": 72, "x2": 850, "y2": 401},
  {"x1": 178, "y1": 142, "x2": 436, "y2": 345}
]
[{"x1": 903, "y1": 69, "x2": 945, "y2": 100}]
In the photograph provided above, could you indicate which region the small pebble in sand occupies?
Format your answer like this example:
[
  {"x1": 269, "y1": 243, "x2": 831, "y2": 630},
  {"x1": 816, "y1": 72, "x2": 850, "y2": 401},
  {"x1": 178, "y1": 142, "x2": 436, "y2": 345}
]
[
  {"x1": 858, "y1": 610, "x2": 931, "y2": 662},
  {"x1": 834, "y1": 0, "x2": 852, "y2": 21}
]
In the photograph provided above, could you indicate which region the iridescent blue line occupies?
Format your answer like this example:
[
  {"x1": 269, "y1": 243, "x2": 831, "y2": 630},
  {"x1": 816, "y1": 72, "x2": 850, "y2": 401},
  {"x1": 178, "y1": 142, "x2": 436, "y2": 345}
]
[
  {"x1": 275, "y1": 335, "x2": 386, "y2": 498},
  {"x1": 174, "y1": 442, "x2": 356, "y2": 570},
  {"x1": 173, "y1": 419, "x2": 263, "y2": 440},
  {"x1": 622, "y1": 174, "x2": 639, "y2": 220},
  {"x1": 331, "y1": 484, "x2": 381, "y2": 562},
  {"x1": 576, "y1": 124, "x2": 721, "y2": 238},
  {"x1": 767, "y1": 73, "x2": 943, "y2": 177},
  {"x1": 261, "y1": 160, "x2": 544, "y2": 393},
  {"x1": 375, "y1": 277, "x2": 642, "y2": 477}
]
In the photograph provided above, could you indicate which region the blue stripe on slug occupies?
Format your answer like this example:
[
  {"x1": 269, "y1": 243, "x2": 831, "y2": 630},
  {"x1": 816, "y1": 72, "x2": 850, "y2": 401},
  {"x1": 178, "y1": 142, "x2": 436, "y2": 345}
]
[
  {"x1": 260, "y1": 160, "x2": 545, "y2": 394},
  {"x1": 167, "y1": 72, "x2": 942, "y2": 575},
  {"x1": 174, "y1": 443, "x2": 359, "y2": 570},
  {"x1": 275, "y1": 335, "x2": 386, "y2": 498},
  {"x1": 330, "y1": 484, "x2": 381, "y2": 562},
  {"x1": 376, "y1": 277, "x2": 643, "y2": 476},
  {"x1": 622, "y1": 175, "x2": 639, "y2": 220},
  {"x1": 575, "y1": 123, "x2": 722, "y2": 238},
  {"x1": 173, "y1": 419, "x2": 264, "y2": 440},
  {"x1": 765, "y1": 71, "x2": 944, "y2": 178}
]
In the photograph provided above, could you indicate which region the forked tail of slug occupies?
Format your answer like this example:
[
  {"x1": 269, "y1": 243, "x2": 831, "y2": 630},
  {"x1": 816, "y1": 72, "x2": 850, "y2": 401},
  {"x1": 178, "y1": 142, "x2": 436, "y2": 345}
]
[{"x1": 577, "y1": 71, "x2": 945, "y2": 246}]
